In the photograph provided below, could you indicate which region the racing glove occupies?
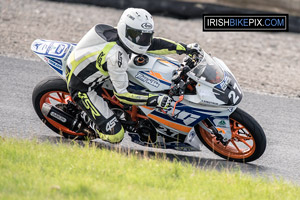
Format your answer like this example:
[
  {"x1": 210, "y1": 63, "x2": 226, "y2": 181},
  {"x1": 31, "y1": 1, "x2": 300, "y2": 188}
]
[{"x1": 147, "y1": 95, "x2": 173, "y2": 109}]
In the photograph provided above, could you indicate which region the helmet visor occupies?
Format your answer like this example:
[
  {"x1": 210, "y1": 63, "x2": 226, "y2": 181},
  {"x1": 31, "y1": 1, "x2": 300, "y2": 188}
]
[{"x1": 125, "y1": 25, "x2": 153, "y2": 46}]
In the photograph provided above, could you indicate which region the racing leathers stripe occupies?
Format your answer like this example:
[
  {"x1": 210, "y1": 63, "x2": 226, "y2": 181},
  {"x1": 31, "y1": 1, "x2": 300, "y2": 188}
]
[
  {"x1": 113, "y1": 89, "x2": 158, "y2": 106},
  {"x1": 147, "y1": 37, "x2": 187, "y2": 55},
  {"x1": 67, "y1": 41, "x2": 117, "y2": 88}
]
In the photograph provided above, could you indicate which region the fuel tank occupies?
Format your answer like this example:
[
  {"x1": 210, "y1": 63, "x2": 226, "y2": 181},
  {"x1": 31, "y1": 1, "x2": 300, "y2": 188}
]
[{"x1": 127, "y1": 54, "x2": 180, "y2": 92}]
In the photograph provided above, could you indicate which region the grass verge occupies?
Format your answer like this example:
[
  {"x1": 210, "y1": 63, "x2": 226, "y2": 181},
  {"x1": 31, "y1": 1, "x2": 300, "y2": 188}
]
[{"x1": 0, "y1": 138, "x2": 299, "y2": 200}]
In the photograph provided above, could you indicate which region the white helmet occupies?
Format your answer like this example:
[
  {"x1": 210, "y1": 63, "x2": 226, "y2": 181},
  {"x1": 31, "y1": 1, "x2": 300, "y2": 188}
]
[{"x1": 117, "y1": 8, "x2": 154, "y2": 54}]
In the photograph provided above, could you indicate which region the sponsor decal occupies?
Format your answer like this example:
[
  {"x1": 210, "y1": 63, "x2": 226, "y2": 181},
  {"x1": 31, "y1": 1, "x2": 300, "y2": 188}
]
[
  {"x1": 46, "y1": 45, "x2": 53, "y2": 54},
  {"x1": 218, "y1": 120, "x2": 227, "y2": 127},
  {"x1": 97, "y1": 52, "x2": 104, "y2": 66},
  {"x1": 217, "y1": 128, "x2": 226, "y2": 135},
  {"x1": 106, "y1": 117, "x2": 118, "y2": 132},
  {"x1": 55, "y1": 44, "x2": 65, "y2": 54},
  {"x1": 47, "y1": 42, "x2": 67, "y2": 57},
  {"x1": 148, "y1": 98, "x2": 156, "y2": 105},
  {"x1": 228, "y1": 107, "x2": 234, "y2": 113},
  {"x1": 33, "y1": 42, "x2": 48, "y2": 54},
  {"x1": 201, "y1": 99, "x2": 218, "y2": 106},
  {"x1": 162, "y1": 107, "x2": 200, "y2": 126},
  {"x1": 65, "y1": 46, "x2": 73, "y2": 61},
  {"x1": 118, "y1": 51, "x2": 122, "y2": 68},
  {"x1": 141, "y1": 22, "x2": 153, "y2": 29},
  {"x1": 127, "y1": 14, "x2": 135, "y2": 20},
  {"x1": 219, "y1": 74, "x2": 231, "y2": 91},
  {"x1": 78, "y1": 92, "x2": 101, "y2": 119},
  {"x1": 47, "y1": 56, "x2": 62, "y2": 65},
  {"x1": 33, "y1": 41, "x2": 71, "y2": 59},
  {"x1": 42, "y1": 44, "x2": 48, "y2": 51},
  {"x1": 34, "y1": 42, "x2": 42, "y2": 50},
  {"x1": 135, "y1": 72, "x2": 160, "y2": 88},
  {"x1": 50, "y1": 112, "x2": 67, "y2": 123},
  {"x1": 80, "y1": 112, "x2": 97, "y2": 131},
  {"x1": 44, "y1": 56, "x2": 62, "y2": 70},
  {"x1": 187, "y1": 131, "x2": 196, "y2": 143}
]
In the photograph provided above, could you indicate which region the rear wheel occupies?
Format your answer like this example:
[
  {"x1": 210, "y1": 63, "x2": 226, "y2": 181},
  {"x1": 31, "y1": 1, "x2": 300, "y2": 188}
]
[
  {"x1": 197, "y1": 108, "x2": 266, "y2": 162},
  {"x1": 32, "y1": 76, "x2": 88, "y2": 140}
]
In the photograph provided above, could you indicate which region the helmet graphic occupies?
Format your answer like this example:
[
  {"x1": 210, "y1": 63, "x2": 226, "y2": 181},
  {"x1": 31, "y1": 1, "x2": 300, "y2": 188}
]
[{"x1": 117, "y1": 8, "x2": 154, "y2": 54}]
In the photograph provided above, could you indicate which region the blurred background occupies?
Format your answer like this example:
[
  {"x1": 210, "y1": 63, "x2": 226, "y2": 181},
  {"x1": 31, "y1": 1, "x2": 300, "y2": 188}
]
[{"x1": 46, "y1": 0, "x2": 300, "y2": 32}]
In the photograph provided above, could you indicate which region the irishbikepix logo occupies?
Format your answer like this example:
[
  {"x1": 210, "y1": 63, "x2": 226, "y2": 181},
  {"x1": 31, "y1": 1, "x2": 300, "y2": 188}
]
[{"x1": 203, "y1": 14, "x2": 288, "y2": 31}]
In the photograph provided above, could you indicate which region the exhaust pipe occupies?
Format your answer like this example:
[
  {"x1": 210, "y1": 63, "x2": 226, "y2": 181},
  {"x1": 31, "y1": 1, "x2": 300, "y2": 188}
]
[{"x1": 41, "y1": 103, "x2": 82, "y2": 132}]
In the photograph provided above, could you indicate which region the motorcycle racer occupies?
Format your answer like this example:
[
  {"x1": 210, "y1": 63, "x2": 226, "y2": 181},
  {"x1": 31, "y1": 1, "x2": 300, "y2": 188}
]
[{"x1": 66, "y1": 8, "x2": 201, "y2": 143}]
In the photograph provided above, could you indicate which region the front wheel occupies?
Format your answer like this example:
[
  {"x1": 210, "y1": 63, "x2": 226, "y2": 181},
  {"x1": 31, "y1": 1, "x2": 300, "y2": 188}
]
[{"x1": 196, "y1": 108, "x2": 266, "y2": 162}]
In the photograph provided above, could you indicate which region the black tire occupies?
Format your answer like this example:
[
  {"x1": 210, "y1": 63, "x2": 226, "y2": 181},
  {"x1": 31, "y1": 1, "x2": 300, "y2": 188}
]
[
  {"x1": 32, "y1": 76, "x2": 87, "y2": 140},
  {"x1": 196, "y1": 108, "x2": 266, "y2": 162}
]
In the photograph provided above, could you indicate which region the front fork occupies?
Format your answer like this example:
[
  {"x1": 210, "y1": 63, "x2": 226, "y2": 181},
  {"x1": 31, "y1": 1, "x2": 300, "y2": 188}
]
[{"x1": 199, "y1": 118, "x2": 232, "y2": 145}]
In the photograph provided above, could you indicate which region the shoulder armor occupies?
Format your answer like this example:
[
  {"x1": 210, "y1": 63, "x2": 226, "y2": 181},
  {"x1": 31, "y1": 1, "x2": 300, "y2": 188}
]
[{"x1": 95, "y1": 24, "x2": 118, "y2": 42}]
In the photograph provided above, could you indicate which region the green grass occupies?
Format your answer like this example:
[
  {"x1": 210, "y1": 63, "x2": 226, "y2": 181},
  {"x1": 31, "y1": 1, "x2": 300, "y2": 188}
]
[{"x1": 0, "y1": 138, "x2": 299, "y2": 200}]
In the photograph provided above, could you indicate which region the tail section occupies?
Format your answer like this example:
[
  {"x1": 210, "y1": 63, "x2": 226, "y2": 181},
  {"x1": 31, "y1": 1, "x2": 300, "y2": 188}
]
[{"x1": 31, "y1": 39, "x2": 76, "y2": 78}]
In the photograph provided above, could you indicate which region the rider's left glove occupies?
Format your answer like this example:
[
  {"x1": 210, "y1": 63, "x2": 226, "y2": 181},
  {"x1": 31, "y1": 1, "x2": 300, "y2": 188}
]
[
  {"x1": 147, "y1": 95, "x2": 173, "y2": 110},
  {"x1": 157, "y1": 95, "x2": 172, "y2": 109}
]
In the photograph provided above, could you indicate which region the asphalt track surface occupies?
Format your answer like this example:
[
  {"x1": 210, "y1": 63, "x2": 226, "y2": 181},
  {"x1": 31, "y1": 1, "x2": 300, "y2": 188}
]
[{"x1": 1, "y1": 56, "x2": 300, "y2": 184}]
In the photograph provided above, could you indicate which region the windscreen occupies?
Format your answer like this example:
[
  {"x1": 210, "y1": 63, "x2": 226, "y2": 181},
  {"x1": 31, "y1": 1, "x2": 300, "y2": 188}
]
[{"x1": 188, "y1": 52, "x2": 224, "y2": 84}]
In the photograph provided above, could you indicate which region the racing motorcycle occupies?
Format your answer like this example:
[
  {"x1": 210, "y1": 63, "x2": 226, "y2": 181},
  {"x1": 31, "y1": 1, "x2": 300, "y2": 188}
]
[{"x1": 31, "y1": 39, "x2": 266, "y2": 162}]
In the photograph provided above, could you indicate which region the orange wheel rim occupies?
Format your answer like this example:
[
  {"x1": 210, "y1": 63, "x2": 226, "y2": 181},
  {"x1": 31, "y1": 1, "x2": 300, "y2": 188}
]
[
  {"x1": 40, "y1": 91, "x2": 85, "y2": 136},
  {"x1": 199, "y1": 119, "x2": 256, "y2": 159}
]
